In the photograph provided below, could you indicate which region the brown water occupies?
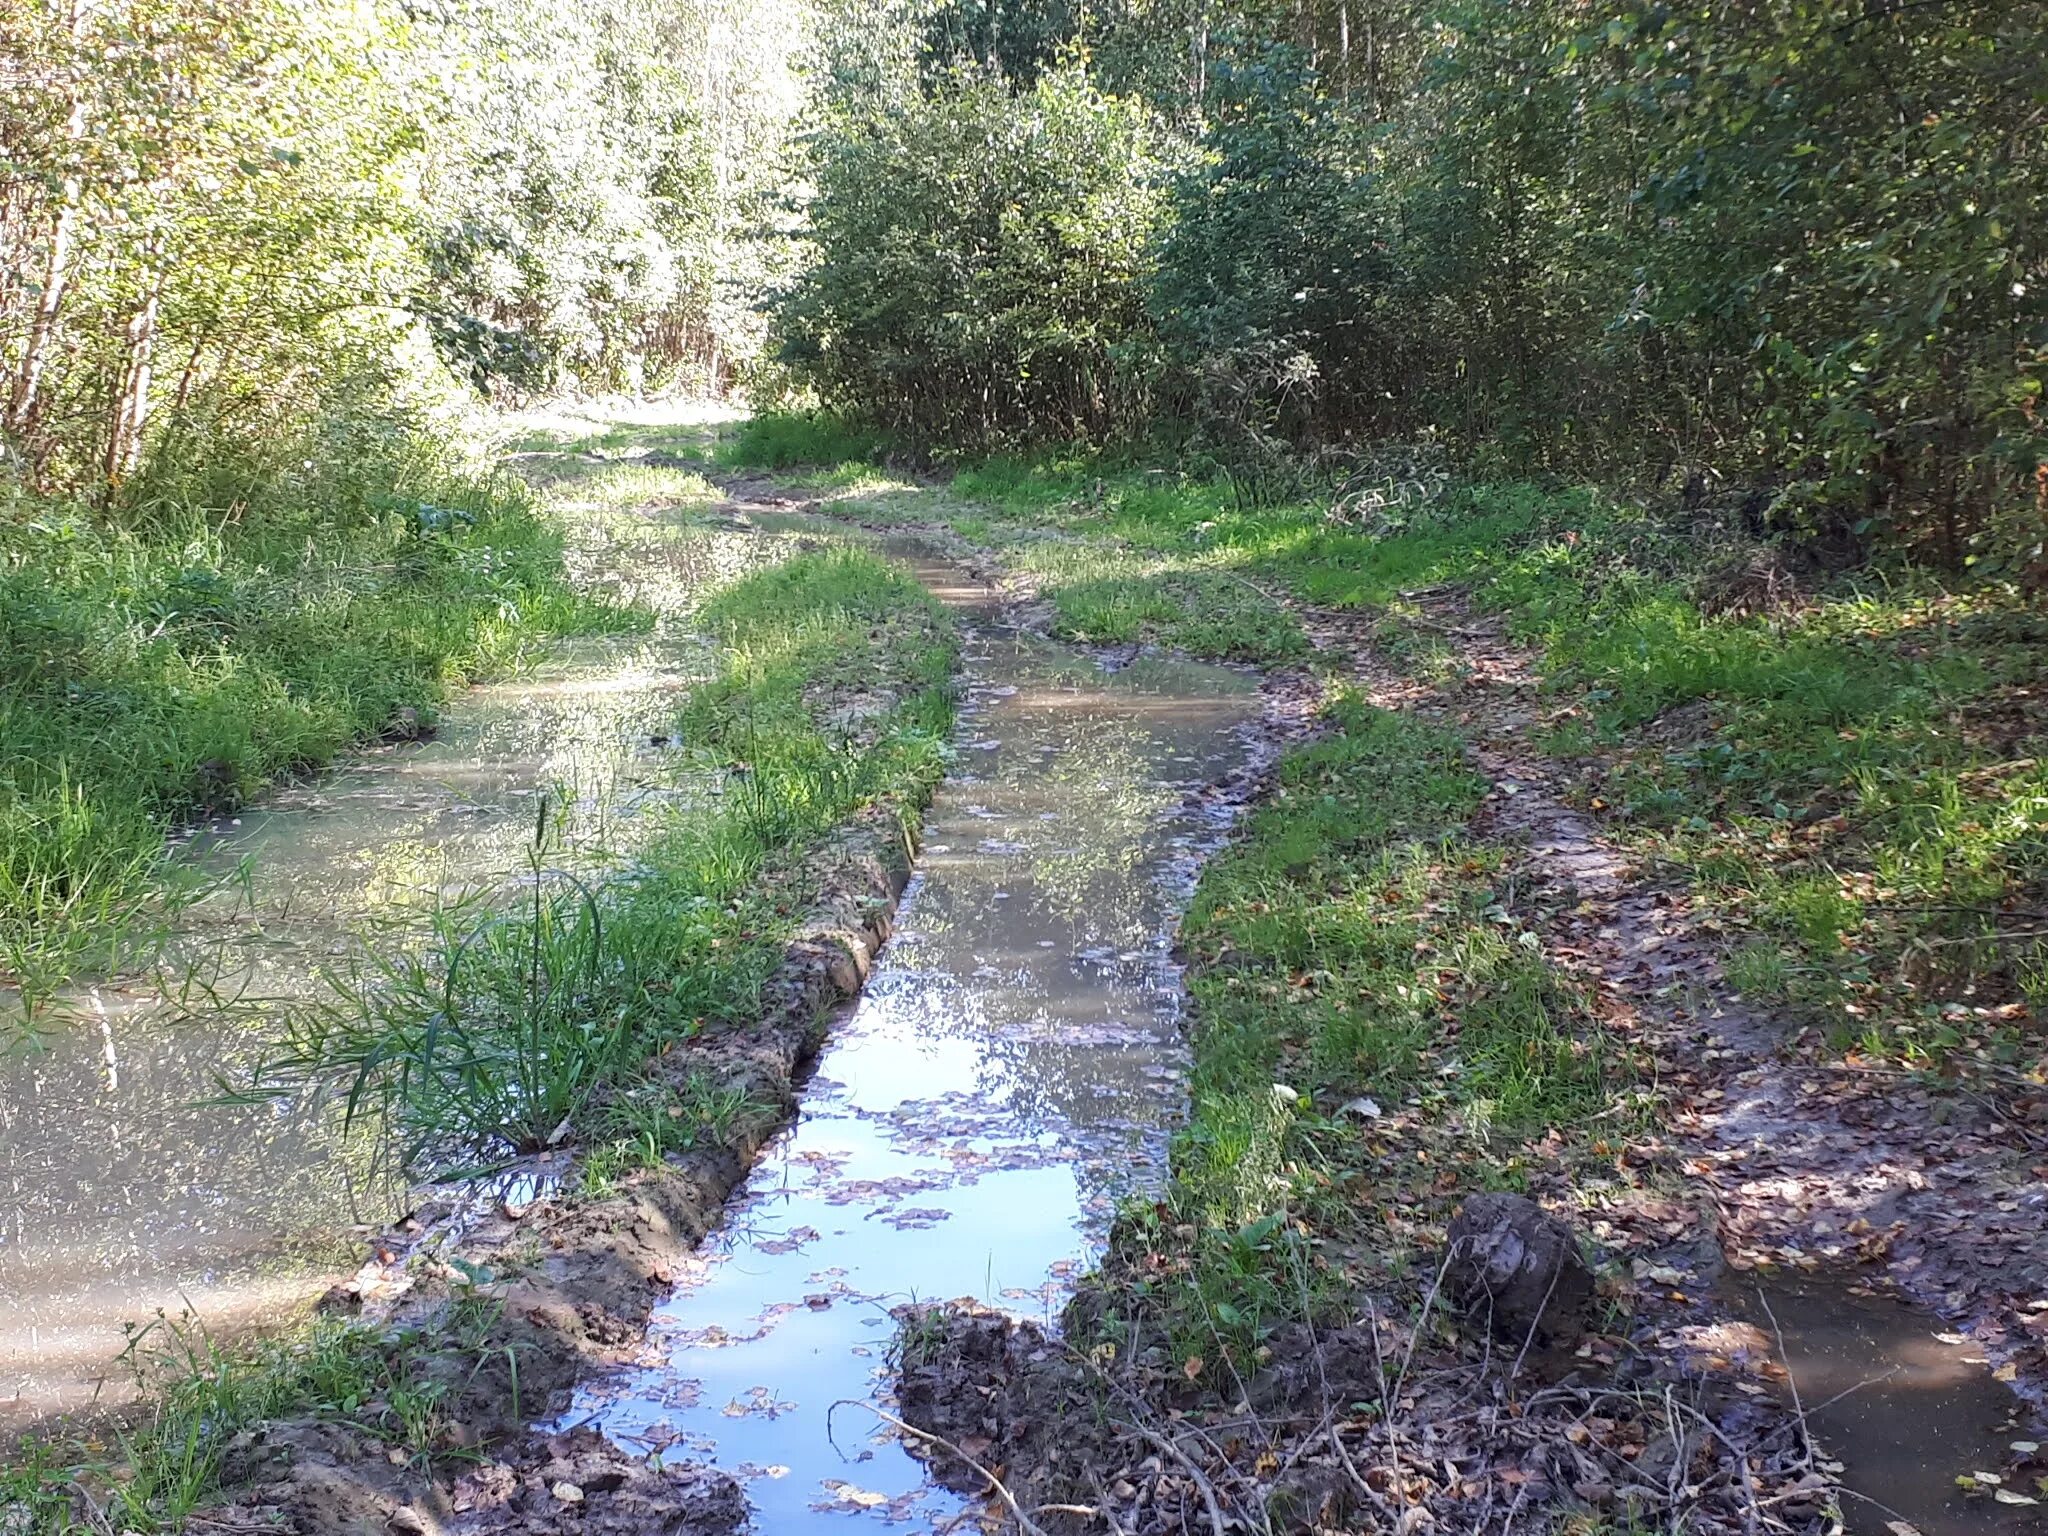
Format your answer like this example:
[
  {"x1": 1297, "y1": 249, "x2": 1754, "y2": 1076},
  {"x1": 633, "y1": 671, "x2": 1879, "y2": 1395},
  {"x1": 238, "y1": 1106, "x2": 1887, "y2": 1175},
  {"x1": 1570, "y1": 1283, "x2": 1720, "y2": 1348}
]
[
  {"x1": 1724, "y1": 1278, "x2": 2047, "y2": 1535},
  {"x1": 0, "y1": 506, "x2": 806, "y2": 1425},
  {"x1": 558, "y1": 519, "x2": 1263, "y2": 1530}
]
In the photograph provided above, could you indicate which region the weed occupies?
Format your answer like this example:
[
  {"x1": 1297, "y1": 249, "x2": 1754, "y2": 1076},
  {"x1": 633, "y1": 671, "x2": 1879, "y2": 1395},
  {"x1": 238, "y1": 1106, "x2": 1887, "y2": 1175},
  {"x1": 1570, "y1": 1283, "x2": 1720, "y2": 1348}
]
[
  {"x1": 1084, "y1": 700, "x2": 1628, "y2": 1384},
  {"x1": 0, "y1": 1308, "x2": 480, "y2": 1534}
]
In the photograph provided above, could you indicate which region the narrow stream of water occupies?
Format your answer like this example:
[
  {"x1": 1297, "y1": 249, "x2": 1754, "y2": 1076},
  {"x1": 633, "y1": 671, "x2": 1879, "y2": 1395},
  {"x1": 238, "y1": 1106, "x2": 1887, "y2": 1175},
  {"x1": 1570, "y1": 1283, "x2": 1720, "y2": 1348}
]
[{"x1": 559, "y1": 527, "x2": 1261, "y2": 1530}]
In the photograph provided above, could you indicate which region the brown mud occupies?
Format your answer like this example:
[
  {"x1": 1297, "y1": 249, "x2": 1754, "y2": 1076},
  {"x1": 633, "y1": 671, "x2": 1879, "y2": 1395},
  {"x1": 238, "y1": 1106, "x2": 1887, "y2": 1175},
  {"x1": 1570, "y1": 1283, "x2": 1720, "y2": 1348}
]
[{"x1": 199, "y1": 790, "x2": 917, "y2": 1535}]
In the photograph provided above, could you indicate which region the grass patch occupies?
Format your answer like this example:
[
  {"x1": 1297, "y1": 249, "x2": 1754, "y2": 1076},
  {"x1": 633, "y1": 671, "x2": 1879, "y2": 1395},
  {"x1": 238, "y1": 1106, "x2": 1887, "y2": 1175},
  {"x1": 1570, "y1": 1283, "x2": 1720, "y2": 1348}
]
[
  {"x1": 0, "y1": 445, "x2": 636, "y2": 1023},
  {"x1": 917, "y1": 447, "x2": 2048, "y2": 1069},
  {"x1": 1, "y1": 1302, "x2": 503, "y2": 1534},
  {"x1": 716, "y1": 410, "x2": 883, "y2": 471},
  {"x1": 249, "y1": 545, "x2": 955, "y2": 1175},
  {"x1": 1090, "y1": 700, "x2": 1629, "y2": 1380}
]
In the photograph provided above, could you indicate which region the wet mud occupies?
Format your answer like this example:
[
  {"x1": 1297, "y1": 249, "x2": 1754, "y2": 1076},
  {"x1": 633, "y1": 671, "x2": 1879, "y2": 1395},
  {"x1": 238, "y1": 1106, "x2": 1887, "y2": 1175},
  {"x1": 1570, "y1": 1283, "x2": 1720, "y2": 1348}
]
[{"x1": 1303, "y1": 586, "x2": 2047, "y2": 1536}]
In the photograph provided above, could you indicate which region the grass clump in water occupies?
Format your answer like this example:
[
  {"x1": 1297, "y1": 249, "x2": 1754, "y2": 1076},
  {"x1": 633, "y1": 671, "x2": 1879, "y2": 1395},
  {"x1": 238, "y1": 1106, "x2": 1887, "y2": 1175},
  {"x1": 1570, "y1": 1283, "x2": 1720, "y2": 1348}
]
[{"x1": 251, "y1": 545, "x2": 956, "y2": 1175}]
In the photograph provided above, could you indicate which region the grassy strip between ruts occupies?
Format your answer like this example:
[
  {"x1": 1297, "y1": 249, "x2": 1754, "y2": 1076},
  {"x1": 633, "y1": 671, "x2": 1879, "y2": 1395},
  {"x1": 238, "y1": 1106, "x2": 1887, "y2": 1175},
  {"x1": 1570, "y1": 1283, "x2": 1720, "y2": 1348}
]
[
  {"x1": 2, "y1": 541, "x2": 958, "y2": 1534},
  {"x1": 0, "y1": 446, "x2": 637, "y2": 1023},
  {"x1": 255, "y1": 542, "x2": 957, "y2": 1180},
  {"x1": 1079, "y1": 698, "x2": 1640, "y2": 1381},
  {"x1": 730, "y1": 413, "x2": 2048, "y2": 1084}
]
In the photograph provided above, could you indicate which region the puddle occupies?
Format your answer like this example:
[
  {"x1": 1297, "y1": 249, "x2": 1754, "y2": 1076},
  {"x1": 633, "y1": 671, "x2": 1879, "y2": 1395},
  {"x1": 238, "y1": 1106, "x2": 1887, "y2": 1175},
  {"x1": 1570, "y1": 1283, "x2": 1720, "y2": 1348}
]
[
  {"x1": 0, "y1": 510, "x2": 810, "y2": 1427},
  {"x1": 1722, "y1": 1278, "x2": 2047, "y2": 1535},
  {"x1": 560, "y1": 519, "x2": 1262, "y2": 1530}
]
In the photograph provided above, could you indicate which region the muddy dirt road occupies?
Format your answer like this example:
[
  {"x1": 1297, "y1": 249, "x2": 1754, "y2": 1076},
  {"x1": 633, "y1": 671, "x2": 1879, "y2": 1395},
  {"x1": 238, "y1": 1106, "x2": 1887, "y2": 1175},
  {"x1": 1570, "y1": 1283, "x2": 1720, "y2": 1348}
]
[{"x1": 552, "y1": 510, "x2": 1264, "y2": 1528}]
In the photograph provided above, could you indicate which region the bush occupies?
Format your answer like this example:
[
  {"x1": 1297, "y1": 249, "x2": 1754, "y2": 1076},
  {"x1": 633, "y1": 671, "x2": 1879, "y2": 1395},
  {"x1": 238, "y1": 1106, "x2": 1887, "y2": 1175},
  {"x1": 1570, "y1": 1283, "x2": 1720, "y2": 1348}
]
[{"x1": 775, "y1": 64, "x2": 1164, "y2": 448}]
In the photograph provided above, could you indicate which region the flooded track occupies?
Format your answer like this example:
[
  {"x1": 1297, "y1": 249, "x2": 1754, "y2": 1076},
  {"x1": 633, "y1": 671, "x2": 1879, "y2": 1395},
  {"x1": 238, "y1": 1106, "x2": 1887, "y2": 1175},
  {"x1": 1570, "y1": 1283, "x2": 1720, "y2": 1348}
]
[
  {"x1": 558, "y1": 520, "x2": 1263, "y2": 1530},
  {"x1": 0, "y1": 505, "x2": 798, "y2": 1425}
]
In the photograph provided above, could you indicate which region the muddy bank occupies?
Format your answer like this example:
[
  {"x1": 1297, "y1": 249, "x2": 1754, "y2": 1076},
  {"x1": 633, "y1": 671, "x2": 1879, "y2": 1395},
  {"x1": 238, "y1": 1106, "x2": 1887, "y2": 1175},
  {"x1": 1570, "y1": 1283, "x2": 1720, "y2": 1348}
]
[{"x1": 537, "y1": 493, "x2": 1281, "y2": 1530}]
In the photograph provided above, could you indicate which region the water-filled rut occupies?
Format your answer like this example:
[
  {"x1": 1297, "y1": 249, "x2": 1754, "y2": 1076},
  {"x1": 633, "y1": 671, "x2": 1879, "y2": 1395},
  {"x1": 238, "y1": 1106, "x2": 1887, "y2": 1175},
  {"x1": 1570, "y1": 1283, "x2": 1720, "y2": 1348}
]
[
  {"x1": 558, "y1": 524, "x2": 1261, "y2": 1530},
  {"x1": 0, "y1": 503, "x2": 802, "y2": 1425}
]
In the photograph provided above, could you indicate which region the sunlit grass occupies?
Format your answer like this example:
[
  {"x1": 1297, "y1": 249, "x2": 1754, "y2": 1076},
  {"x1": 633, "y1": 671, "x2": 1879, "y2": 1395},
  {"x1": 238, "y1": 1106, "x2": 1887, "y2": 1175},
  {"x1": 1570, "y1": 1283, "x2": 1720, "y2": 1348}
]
[
  {"x1": 246, "y1": 546, "x2": 955, "y2": 1174},
  {"x1": 1088, "y1": 699, "x2": 1628, "y2": 1378},
  {"x1": 0, "y1": 459, "x2": 639, "y2": 1026}
]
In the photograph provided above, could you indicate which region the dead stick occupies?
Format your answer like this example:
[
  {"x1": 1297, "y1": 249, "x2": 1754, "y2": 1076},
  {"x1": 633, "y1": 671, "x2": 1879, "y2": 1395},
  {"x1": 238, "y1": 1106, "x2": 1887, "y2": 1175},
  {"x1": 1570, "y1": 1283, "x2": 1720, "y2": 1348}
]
[
  {"x1": 1110, "y1": 1418, "x2": 1229, "y2": 1536},
  {"x1": 830, "y1": 1400, "x2": 1055, "y2": 1536}
]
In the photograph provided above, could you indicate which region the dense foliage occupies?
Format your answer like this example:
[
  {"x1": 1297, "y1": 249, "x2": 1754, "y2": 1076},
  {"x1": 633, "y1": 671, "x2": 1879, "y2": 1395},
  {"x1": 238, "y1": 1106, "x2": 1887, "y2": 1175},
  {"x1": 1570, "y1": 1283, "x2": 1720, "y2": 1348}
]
[
  {"x1": 778, "y1": 66, "x2": 1164, "y2": 445},
  {"x1": 0, "y1": 0, "x2": 802, "y2": 498},
  {"x1": 780, "y1": 0, "x2": 2048, "y2": 571}
]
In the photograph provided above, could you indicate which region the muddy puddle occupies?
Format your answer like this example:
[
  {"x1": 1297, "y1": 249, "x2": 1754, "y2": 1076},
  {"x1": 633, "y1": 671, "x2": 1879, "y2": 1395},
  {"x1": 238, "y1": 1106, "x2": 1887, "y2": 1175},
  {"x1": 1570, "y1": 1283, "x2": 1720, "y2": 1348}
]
[
  {"x1": 1718, "y1": 1277, "x2": 2047, "y2": 1535},
  {"x1": 559, "y1": 517, "x2": 1262, "y2": 1530},
  {"x1": 0, "y1": 505, "x2": 806, "y2": 1426}
]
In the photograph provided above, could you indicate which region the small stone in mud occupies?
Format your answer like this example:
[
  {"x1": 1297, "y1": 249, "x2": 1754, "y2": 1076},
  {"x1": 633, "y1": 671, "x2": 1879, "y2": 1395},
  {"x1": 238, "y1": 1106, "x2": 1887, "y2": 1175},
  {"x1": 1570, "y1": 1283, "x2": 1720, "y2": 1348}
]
[
  {"x1": 1445, "y1": 1192, "x2": 1593, "y2": 1349},
  {"x1": 549, "y1": 1481, "x2": 584, "y2": 1504}
]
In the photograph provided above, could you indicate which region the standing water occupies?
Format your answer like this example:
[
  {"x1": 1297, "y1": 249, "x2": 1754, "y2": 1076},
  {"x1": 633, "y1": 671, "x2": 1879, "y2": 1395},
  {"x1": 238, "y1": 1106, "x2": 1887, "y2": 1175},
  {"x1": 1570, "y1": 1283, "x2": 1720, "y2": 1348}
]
[
  {"x1": 562, "y1": 526, "x2": 1262, "y2": 1529},
  {"x1": 0, "y1": 504, "x2": 800, "y2": 1425}
]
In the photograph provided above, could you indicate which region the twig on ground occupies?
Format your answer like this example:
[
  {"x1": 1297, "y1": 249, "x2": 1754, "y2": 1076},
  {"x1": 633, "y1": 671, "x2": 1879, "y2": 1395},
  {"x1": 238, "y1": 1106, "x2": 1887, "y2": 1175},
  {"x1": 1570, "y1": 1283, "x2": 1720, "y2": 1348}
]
[
  {"x1": 1109, "y1": 1417, "x2": 1230, "y2": 1536},
  {"x1": 829, "y1": 1399, "x2": 1054, "y2": 1536}
]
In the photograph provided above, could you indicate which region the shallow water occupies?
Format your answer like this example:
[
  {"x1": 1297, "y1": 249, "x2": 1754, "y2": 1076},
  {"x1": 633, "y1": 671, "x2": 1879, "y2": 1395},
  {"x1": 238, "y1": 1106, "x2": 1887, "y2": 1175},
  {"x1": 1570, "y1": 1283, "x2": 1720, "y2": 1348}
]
[
  {"x1": 0, "y1": 509, "x2": 799, "y2": 1426},
  {"x1": 1728, "y1": 1277, "x2": 2046, "y2": 1535},
  {"x1": 560, "y1": 528, "x2": 1261, "y2": 1530}
]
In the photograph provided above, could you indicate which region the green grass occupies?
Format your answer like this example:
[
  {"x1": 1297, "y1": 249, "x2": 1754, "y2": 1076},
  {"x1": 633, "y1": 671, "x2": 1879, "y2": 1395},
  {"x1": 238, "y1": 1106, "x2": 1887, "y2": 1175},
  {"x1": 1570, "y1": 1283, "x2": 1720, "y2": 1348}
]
[
  {"x1": 0, "y1": 446, "x2": 636, "y2": 1024},
  {"x1": 1, "y1": 1303, "x2": 501, "y2": 1534},
  {"x1": 1089, "y1": 700, "x2": 1627, "y2": 1379},
  {"x1": 716, "y1": 410, "x2": 884, "y2": 471},
  {"x1": 6, "y1": 535, "x2": 960, "y2": 1535},
  {"x1": 248, "y1": 545, "x2": 956, "y2": 1175}
]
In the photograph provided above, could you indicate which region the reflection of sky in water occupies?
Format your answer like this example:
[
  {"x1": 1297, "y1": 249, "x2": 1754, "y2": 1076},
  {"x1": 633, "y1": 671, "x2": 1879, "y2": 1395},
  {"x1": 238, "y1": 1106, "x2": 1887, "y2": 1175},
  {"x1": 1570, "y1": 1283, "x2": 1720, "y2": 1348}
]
[
  {"x1": 0, "y1": 513, "x2": 810, "y2": 1424},
  {"x1": 566, "y1": 563, "x2": 1259, "y2": 1532}
]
